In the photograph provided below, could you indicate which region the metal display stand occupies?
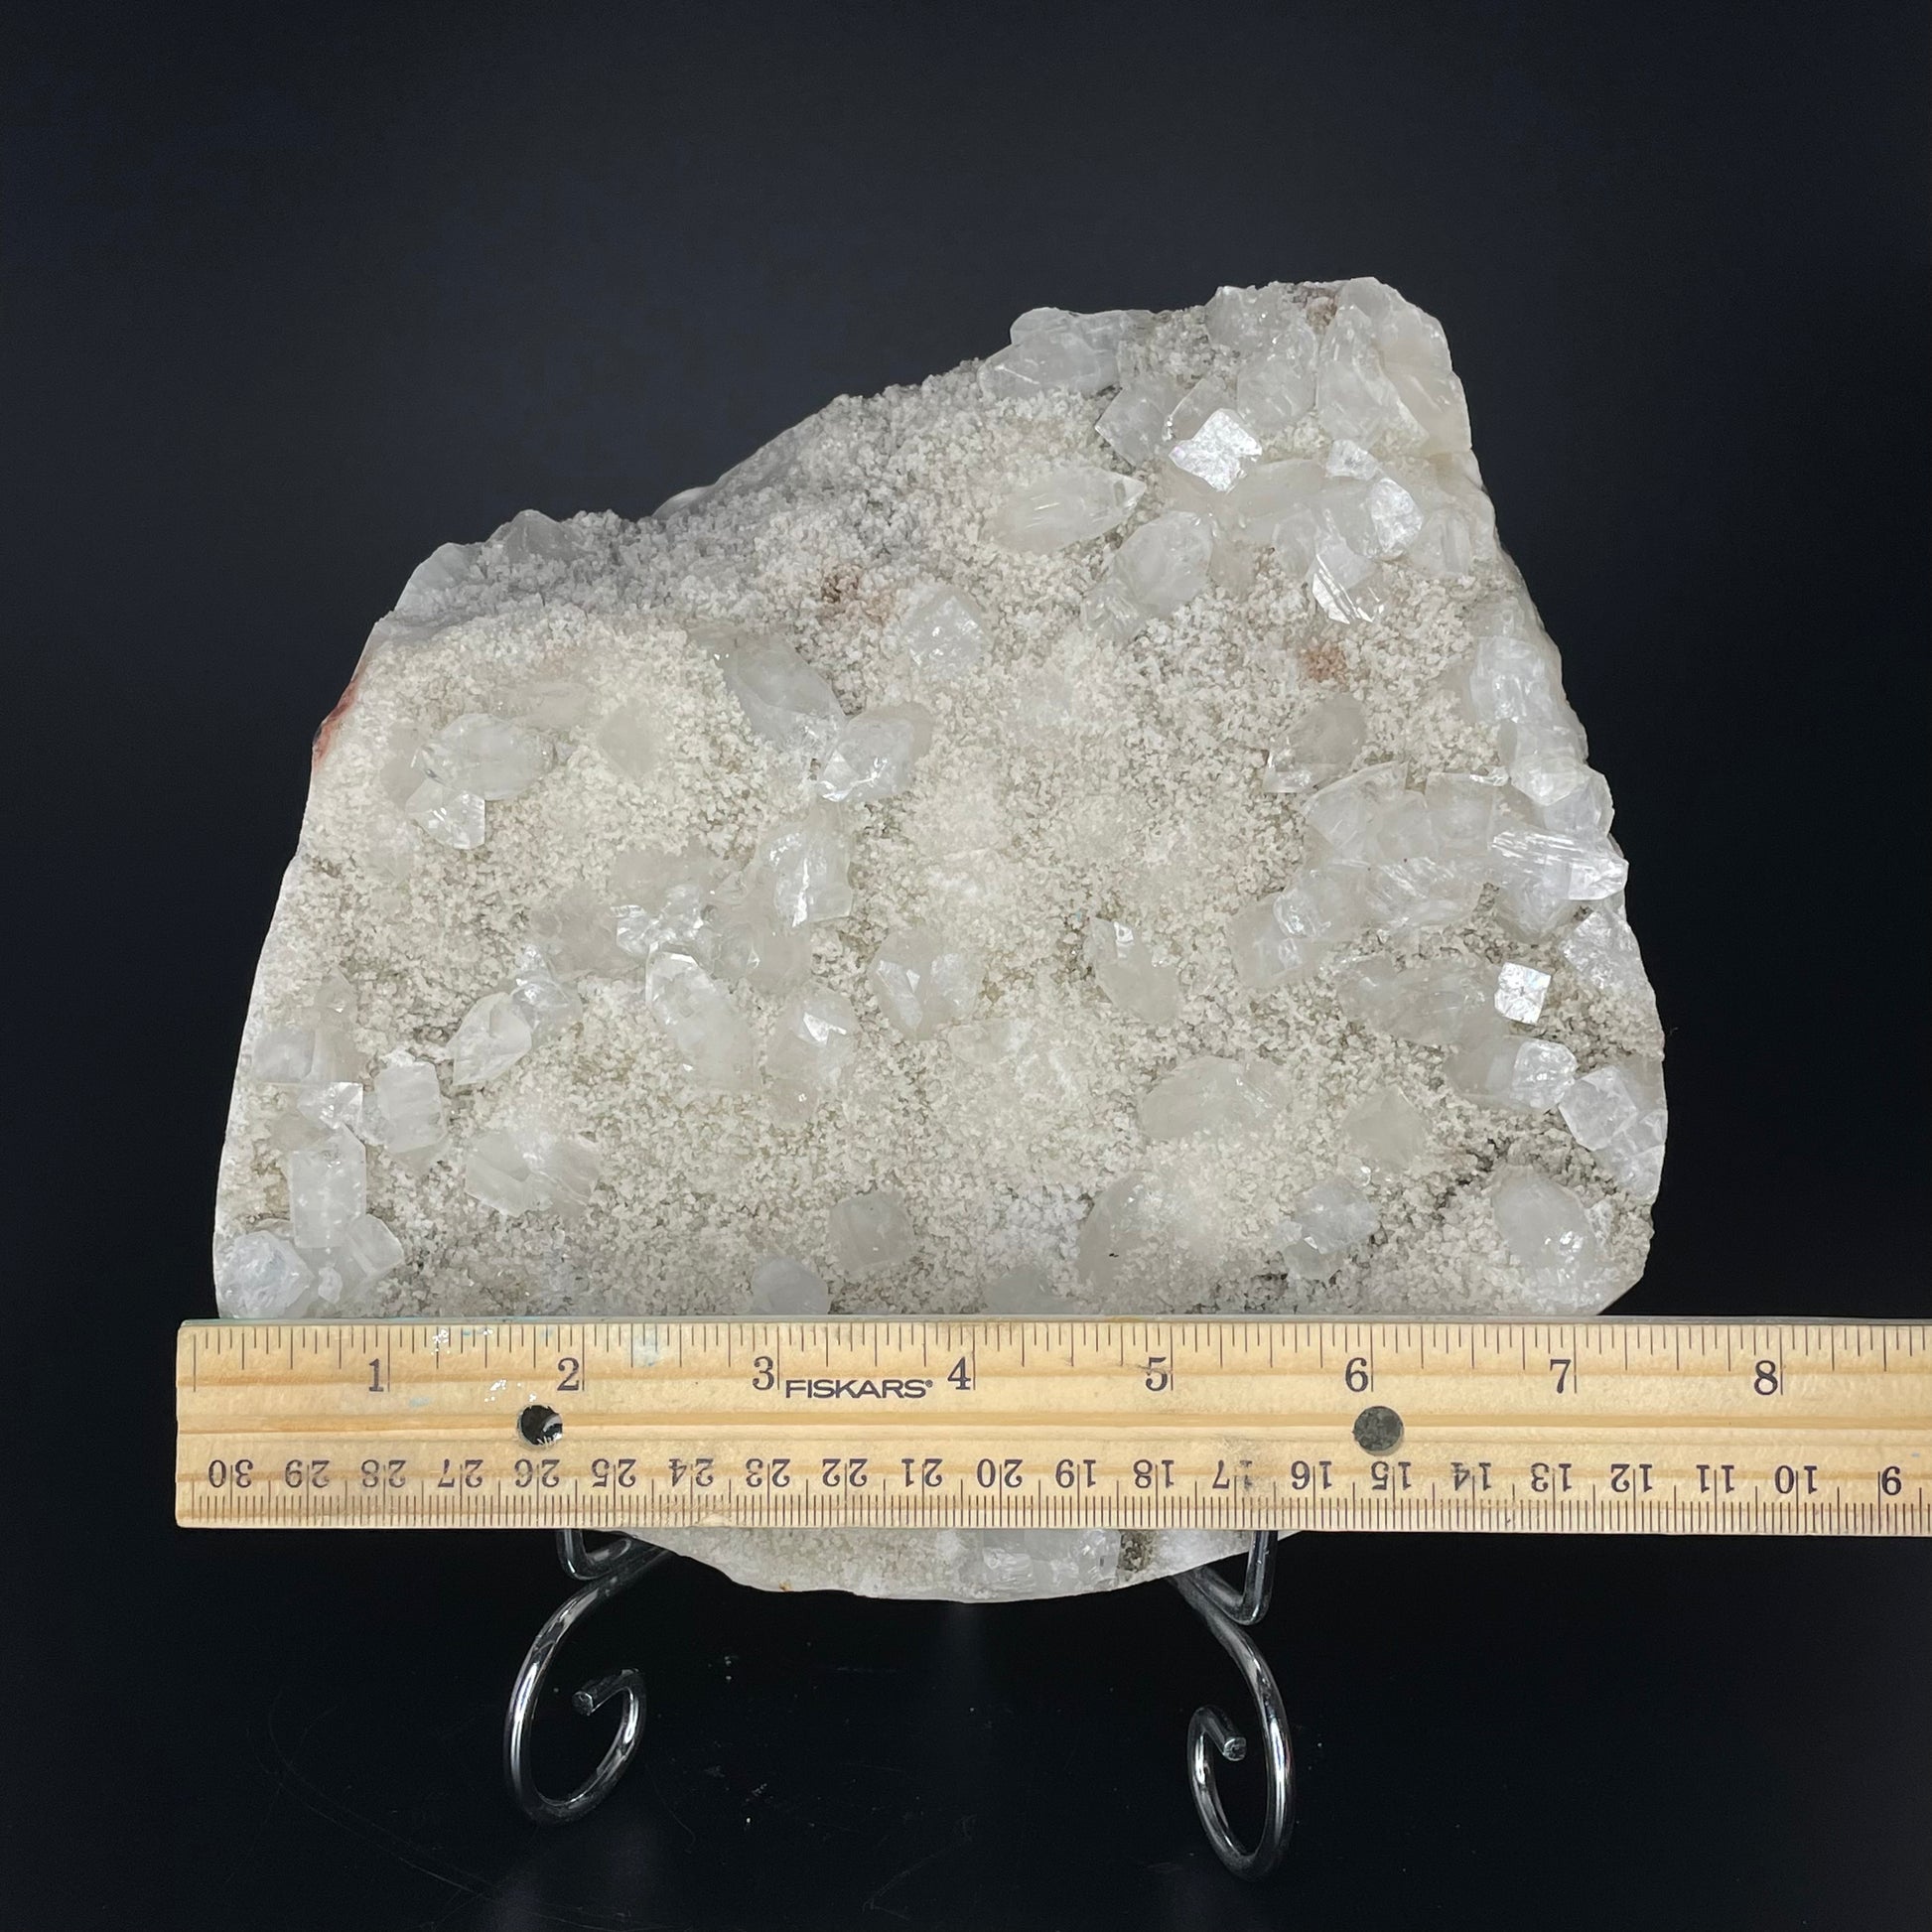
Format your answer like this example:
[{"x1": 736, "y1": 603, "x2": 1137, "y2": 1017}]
[{"x1": 503, "y1": 1528, "x2": 1293, "y2": 1878}]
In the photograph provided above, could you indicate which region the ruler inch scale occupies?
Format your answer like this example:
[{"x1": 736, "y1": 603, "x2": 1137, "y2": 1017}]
[{"x1": 175, "y1": 1317, "x2": 1932, "y2": 1537}]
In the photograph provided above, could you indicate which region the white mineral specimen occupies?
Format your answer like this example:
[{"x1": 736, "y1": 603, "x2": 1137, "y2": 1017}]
[{"x1": 215, "y1": 278, "x2": 1665, "y2": 1603}]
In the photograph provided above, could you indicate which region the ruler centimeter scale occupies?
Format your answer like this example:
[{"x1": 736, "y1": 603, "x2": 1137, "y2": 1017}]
[{"x1": 175, "y1": 1317, "x2": 1932, "y2": 1536}]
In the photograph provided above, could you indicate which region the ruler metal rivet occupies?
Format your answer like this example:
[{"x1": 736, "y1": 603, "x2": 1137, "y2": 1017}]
[
  {"x1": 1353, "y1": 1405, "x2": 1404, "y2": 1453},
  {"x1": 517, "y1": 1404, "x2": 564, "y2": 1447}
]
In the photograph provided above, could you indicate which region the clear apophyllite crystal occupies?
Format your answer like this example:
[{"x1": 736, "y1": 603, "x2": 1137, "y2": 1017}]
[
  {"x1": 979, "y1": 307, "x2": 1149, "y2": 399},
  {"x1": 1491, "y1": 1167, "x2": 1601, "y2": 1302},
  {"x1": 1494, "y1": 961, "x2": 1552, "y2": 1025},
  {"x1": 613, "y1": 847, "x2": 722, "y2": 959},
  {"x1": 1560, "y1": 903, "x2": 1656, "y2": 1012},
  {"x1": 1083, "y1": 917, "x2": 1180, "y2": 1027},
  {"x1": 944, "y1": 1527, "x2": 1120, "y2": 1597},
  {"x1": 1080, "y1": 510, "x2": 1214, "y2": 639},
  {"x1": 215, "y1": 1230, "x2": 313, "y2": 1316},
  {"x1": 1096, "y1": 373, "x2": 1184, "y2": 465},
  {"x1": 1204, "y1": 282, "x2": 1306, "y2": 353},
  {"x1": 366, "y1": 1059, "x2": 445, "y2": 1162},
  {"x1": 422, "y1": 713, "x2": 552, "y2": 800},
  {"x1": 464, "y1": 1123, "x2": 599, "y2": 1218},
  {"x1": 719, "y1": 630, "x2": 845, "y2": 759},
  {"x1": 508, "y1": 951, "x2": 583, "y2": 1042},
  {"x1": 827, "y1": 1190, "x2": 917, "y2": 1279},
  {"x1": 294, "y1": 1080, "x2": 363, "y2": 1135},
  {"x1": 1169, "y1": 408, "x2": 1264, "y2": 493},
  {"x1": 595, "y1": 700, "x2": 661, "y2": 782},
  {"x1": 1340, "y1": 1086, "x2": 1432, "y2": 1174},
  {"x1": 1234, "y1": 322, "x2": 1318, "y2": 437},
  {"x1": 1264, "y1": 692, "x2": 1368, "y2": 794},
  {"x1": 1334, "y1": 955, "x2": 1500, "y2": 1047},
  {"x1": 756, "y1": 806, "x2": 854, "y2": 927},
  {"x1": 749, "y1": 1256, "x2": 830, "y2": 1317},
  {"x1": 868, "y1": 928, "x2": 983, "y2": 1039},
  {"x1": 642, "y1": 952, "x2": 757, "y2": 1093},
  {"x1": 984, "y1": 1265, "x2": 1076, "y2": 1315},
  {"x1": 889, "y1": 584, "x2": 991, "y2": 677},
  {"x1": 338, "y1": 1211, "x2": 405, "y2": 1282},
  {"x1": 764, "y1": 984, "x2": 861, "y2": 1124},
  {"x1": 1445, "y1": 1033, "x2": 1579, "y2": 1113},
  {"x1": 812, "y1": 707, "x2": 928, "y2": 803},
  {"x1": 217, "y1": 277, "x2": 1666, "y2": 1602},
  {"x1": 405, "y1": 777, "x2": 486, "y2": 850},
  {"x1": 1138, "y1": 1056, "x2": 1290, "y2": 1141},
  {"x1": 286, "y1": 1128, "x2": 365, "y2": 1250},
  {"x1": 986, "y1": 466, "x2": 1145, "y2": 551},
  {"x1": 1227, "y1": 866, "x2": 1369, "y2": 990},
  {"x1": 1559, "y1": 1057, "x2": 1667, "y2": 1200},
  {"x1": 1275, "y1": 1176, "x2": 1380, "y2": 1280}
]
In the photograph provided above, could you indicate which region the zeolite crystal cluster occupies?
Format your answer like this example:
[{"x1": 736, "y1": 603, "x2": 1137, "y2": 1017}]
[{"x1": 215, "y1": 279, "x2": 1665, "y2": 1601}]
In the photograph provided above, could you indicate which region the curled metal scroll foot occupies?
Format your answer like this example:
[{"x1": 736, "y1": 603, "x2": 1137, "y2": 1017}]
[
  {"x1": 504, "y1": 1530, "x2": 667, "y2": 1825},
  {"x1": 1170, "y1": 1531, "x2": 1293, "y2": 1879}
]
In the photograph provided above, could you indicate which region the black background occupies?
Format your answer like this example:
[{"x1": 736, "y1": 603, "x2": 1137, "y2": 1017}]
[{"x1": 8, "y1": 5, "x2": 1929, "y2": 1927}]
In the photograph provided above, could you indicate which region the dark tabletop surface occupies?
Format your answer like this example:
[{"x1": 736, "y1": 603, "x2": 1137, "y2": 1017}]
[{"x1": 9, "y1": 3, "x2": 1928, "y2": 1926}]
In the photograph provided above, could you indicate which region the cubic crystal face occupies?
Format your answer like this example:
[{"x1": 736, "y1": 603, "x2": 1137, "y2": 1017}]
[{"x1": 217, "y1": 278, "x2": 1664, "y2": 1603}]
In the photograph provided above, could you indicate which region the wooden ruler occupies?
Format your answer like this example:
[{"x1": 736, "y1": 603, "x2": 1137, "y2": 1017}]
[{"x1": 175, "y1": 1318, "x2": 1932, "y2": 1535}]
